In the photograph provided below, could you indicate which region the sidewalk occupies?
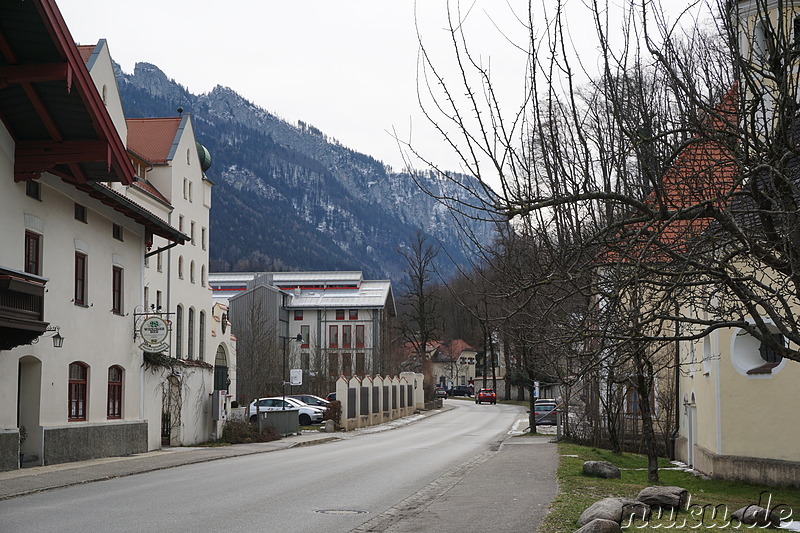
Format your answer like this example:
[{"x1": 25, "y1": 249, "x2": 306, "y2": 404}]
[{"x1": 0, "y1": 431, "x2": 338, "y2": 501}]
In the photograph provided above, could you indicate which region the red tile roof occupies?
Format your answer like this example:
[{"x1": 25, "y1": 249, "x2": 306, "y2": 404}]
[
  {"x1": 131, "y1": 177, "x2": 170, "y2": 206},
  {"x1": 76, "y1": 44, "x2": 94, "y2": 63},
  {"x1": 606, "y1": 84, "x2": 739, "y2": 264},
  {"x1": 126, "y1": 118, "x2": 182, "y2": 165}
]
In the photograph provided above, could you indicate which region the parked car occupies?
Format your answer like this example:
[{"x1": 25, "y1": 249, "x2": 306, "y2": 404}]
[
  {"x1": 288, "y1": 394, "x2": 330, "y2": 409},
  {"x1": 248, "y1": 397, "x2": 324, "y2": 426},
  {"x1": 448, "y1": 385, "x2": 473, "y2": 397},
  {"x1": 326, "y1": 392, "x2": 337, "y2": 402},
  {"x1": 434, "y1": 387, "x2": 448, "y2": 399},
  {"x1": 534, "y1": 399, "x2": 558, "y2": 425},
  {"x1": 475, "y1": 388, "x2": 497, "y2": 404}
]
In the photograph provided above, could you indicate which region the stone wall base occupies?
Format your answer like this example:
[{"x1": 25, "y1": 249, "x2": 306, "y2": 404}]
[
  {"x1": 43, "y1": 421, "x2": 147, "y2": 466},
  {"x1": 675, "y1": 438, "x2": 800, "y2": 488},
  {"x1": 0, "y1": 429, "x2": 20, "y2": 471}
]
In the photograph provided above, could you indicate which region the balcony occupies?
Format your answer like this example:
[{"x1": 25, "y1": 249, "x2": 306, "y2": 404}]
[{"x1": 0, "y1": 267, "x2": 47, "y2": 350}]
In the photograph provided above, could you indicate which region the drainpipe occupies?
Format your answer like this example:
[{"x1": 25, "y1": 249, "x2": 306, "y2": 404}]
[{"x1": 669, "y1": 300, "x2": 681, "y2": 460}]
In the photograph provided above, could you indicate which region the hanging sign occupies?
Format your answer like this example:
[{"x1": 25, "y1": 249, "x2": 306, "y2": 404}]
[
  {"x1": 140, "y1": 316, "x2": 170, "y2": 353},
  {"x1": 290, "y1": 369, "x2": 303, "y2": 386}
]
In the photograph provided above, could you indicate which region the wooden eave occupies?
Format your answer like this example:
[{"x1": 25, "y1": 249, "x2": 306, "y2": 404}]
[{"x1": 0, "y1": 0, "x2": 134, "y2": 185}]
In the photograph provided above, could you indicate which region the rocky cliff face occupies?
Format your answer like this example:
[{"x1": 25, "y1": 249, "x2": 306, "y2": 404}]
[{"x1": 116, "y1": 62, "x2": 495, "y2": 281}]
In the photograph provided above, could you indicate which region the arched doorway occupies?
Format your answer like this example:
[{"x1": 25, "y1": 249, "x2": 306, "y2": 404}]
[
  {"x1": 18, "y1": 355, "x2": 42, "y2": 466},
  {"x1": 214, "y1": 345, "x2": 229, "y2": 392}
]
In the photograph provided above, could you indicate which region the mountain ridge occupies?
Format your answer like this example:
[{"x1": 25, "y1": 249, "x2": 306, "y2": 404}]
[{"x1": 115, "y1": 62, "x2": 495, "y2": 282}]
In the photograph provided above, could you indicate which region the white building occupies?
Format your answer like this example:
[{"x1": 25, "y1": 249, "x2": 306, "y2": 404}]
[
  {"x1": 0, "y1": 1, "x2": 188, "y2": 471},
  {"x1": 77, "y1": 39, "x2": 234, "y2": 448},
  {"x1": 210, "y1": 271, "x2": 396, "y2": 401}
]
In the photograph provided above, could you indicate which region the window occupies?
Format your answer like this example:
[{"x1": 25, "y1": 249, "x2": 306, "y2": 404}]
[
  {"x1": 355, "y1": 325, "x2": 365, "y2": 348},
  {"x1": 301, "y1": 325, "x2": 310, "y2": 348},
  {"x1": 328, "y1": 353, "x2": 338, "y2": 377},
  {"x1": 190, "y1": 260, "x2": 195, "y2": 284},
  {"x1": 201, "y1": 265, "x2": 206, "y2": 287},
  {"x1": 74, "y1": 203, "x2": 87, "y2": 223},
  {"x1": 176, "y1": 305, "x2": 183, "y2": 357},
  {"x1": 24, "y1": 231, "x2": 41, "y2": 275},
  {"x1": 759, "y1": 333, "x2": 784, "y2": 364},
  {"x1": 112, "y1": 266, "x2": 123, "y2": 314},
  {"x1": 101, "y1": 84, "x2": 107, "y2": 105},
  {"x1": 201, "y1": 227, "x2": 206, "y2": 250},
  {"x1": 294, "y1": 310, "x2": 303, "y2": 321},
  {"x1": 626, "y1": 387, "x2": 655, "y2": 415},
  {"x1": 178, "y1": 215, "x2": 184, "y2": 232},
  {"x1": 188, "y1": 307, "x2": 195, "y2": 360},
  {"x1": 144, "y1": 287, "x2": 149, "y2": 309},
  {"x1": 190, "y1": 222, "x2": 195, "y2": 245},
  {"x1": 301, "y1": 353, "x2": 310, "y2": 371},
  {"x1": 356, "y1": 353, "x2": 365, "y2": 376},
  {"x1": 342, "y1": 353, "x2": 352, "y2": 377},
  {"x1": 74, "y1": 252, "x2": 87, "y2": 305},
  {"x1": 329, "y1": 325, "x2": 338, "y2": 348},
  {"x1": 199, "y1": 311, "x2": 206, "y2": 361},
  {"x1": 156, "y1": 290, "x2": 162, "y2": 311},
  {"x1": 26, "y1": 180, "x2": 40, "y2": 200},
  {"x1": 178, "y1": 256, "x2": 184, "y2": 279},
  {"x1": 183, "y1": 178, "x2": 188, "y2": 199},
  {"x1": 112, "y1": 224, "x2": 123, "y2": 241},
  {"x1": 342, "y1": 325, "x2": 351, "y2": 348},
  {"x1": 107, "y1": 366, "x2": 123, "y2": 419},
  {"x1": 68, "y1": 362, "x2": 88, "y2": 421},
  {"x1": 349, "y1": 309, "x2": 358, "y2": 320},
  {"x1": 157, "y1": 252, "x2": 163, "y2": 272},
  {"x1": 336, "y1": 309, "x2": 345, "y2": 320},
  {"x1": 188, "y1": 182, "x2": 193, "y2": 202},
  {"x1": 144, "y1": 253, "x2": 149, "y2": 268}
]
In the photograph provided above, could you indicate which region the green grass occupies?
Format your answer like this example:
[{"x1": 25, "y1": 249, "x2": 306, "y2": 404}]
[{"x1": 539, "y1": 442, "x2": 800, "y2": 532}]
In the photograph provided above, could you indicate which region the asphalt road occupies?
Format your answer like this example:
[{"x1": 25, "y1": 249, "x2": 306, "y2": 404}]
[{"x1": 0, "y1": 400, "x2": 554, "y2": 533}]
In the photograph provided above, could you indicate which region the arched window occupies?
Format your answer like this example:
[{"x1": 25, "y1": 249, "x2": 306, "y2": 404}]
[
  {"x1": 214, "y1": 345, "x2": 228, "y2": 390},
  {"x1": 199, "y1": 311, "x2": 206, "y2": 361},
  {"x1": 107, "y1": 366, "x2": 123, "y2": 419},
  {"x1": 188, "y1": 307, "x2": 195, "y2": 360},
  {"x1": 178, "y1": 256, "x2": 184, "y2": 279},
  {"x1": 101, "y1": 84, "x2": 107, "y2": 105},
  {"x1": 190, "y1": 260, "x2": 195, "y2": 284},
  {"x1": 176, "y1": 305, "x2": 183, "y2": 358},
  {"x1": 69, "y1": 362, "x2": 88, "y2": 421}
]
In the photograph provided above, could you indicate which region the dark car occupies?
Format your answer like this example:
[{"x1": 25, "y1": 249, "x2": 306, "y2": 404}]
[
  {"x1": 448, "y1": 385, "x2": 473, "y2": 397},
  {"x1": 326, "y1": 392, "x2": 336, "y2": 402},
  {"x1": 475, "y1": 388, "x2": 496, "y2": 404},
  {"x1": 434, "y1": 387, "x2": 448, "y2": 399},
  {"x1": 534, "y1": 399, "x2": 558, "y2": 425}
]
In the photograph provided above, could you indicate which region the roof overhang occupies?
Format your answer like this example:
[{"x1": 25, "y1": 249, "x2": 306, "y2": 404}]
[{"x1": 0, "y1": 0, "x2": 134, "y2": 185}]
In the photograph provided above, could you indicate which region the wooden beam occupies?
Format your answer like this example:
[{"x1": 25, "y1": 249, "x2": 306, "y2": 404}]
[
  {"x1": 16, "y1": 140, "x2": 109, "y2": 164},
  {"x1": 0, "y1": 63, "x2": 69, "y2": 87}
]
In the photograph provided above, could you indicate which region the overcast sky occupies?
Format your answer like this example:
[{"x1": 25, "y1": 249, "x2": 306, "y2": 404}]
[{"x1": 57, "y1": 1, "x2": 703, "y2": 172}]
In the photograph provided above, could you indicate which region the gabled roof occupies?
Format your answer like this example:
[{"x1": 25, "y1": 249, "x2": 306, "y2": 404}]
[
  {"x1": 0, "y1": 0, "x2": 134, "y2": 185},
  {"x1": 126, "y1": 117, "x2": 184, "y2": 165},
  {"x1": 431, "y1": 339, "x2": 477, "y2": 362}
]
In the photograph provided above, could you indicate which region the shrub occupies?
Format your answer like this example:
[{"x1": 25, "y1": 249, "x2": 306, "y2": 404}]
[
  {"x1": 220, "y1": 419, "x2": 280, "y2": 444},
  {"x1": 323, "y1": 400, "x2": 342, "y2": 429}
]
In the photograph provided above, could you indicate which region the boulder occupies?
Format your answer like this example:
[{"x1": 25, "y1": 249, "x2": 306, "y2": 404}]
[
  {"x1": 582, "y1": 460, "x2": 621, "y2": 479},
  {"x1": 574, "y1": 518, "x2": 621, "y2": 533},
  {"x1": 731, "y1": 505, "x2": 781, "y2": 527},
  {"x1": 637, "y1": 486, "x2": 688, "y2": 509},
  {"x1": 578, "y1": 498, "x2": 650, "y2": 526}
]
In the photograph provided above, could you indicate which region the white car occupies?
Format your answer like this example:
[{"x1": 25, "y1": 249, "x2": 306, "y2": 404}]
[{"x1": 248, "y1": 396, "x2": 324, "y2": 426}]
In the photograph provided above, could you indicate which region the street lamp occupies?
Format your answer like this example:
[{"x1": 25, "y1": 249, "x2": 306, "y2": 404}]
[
  {"x1": 281, "y1": 333, "x2": 303, "y2": 409},
  {"x1": 32, "y1": 325, "x2": 64, "y2": 348}
]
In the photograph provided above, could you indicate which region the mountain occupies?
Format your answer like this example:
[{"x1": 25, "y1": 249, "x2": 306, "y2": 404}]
[{"x1": 115, "y1": 62, "x2": 495, "y2": 282}]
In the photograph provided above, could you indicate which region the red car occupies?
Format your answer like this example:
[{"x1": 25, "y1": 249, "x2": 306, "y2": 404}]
[{"x1": 475, "y1": 388, "x2": 496, "y2": 405}]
